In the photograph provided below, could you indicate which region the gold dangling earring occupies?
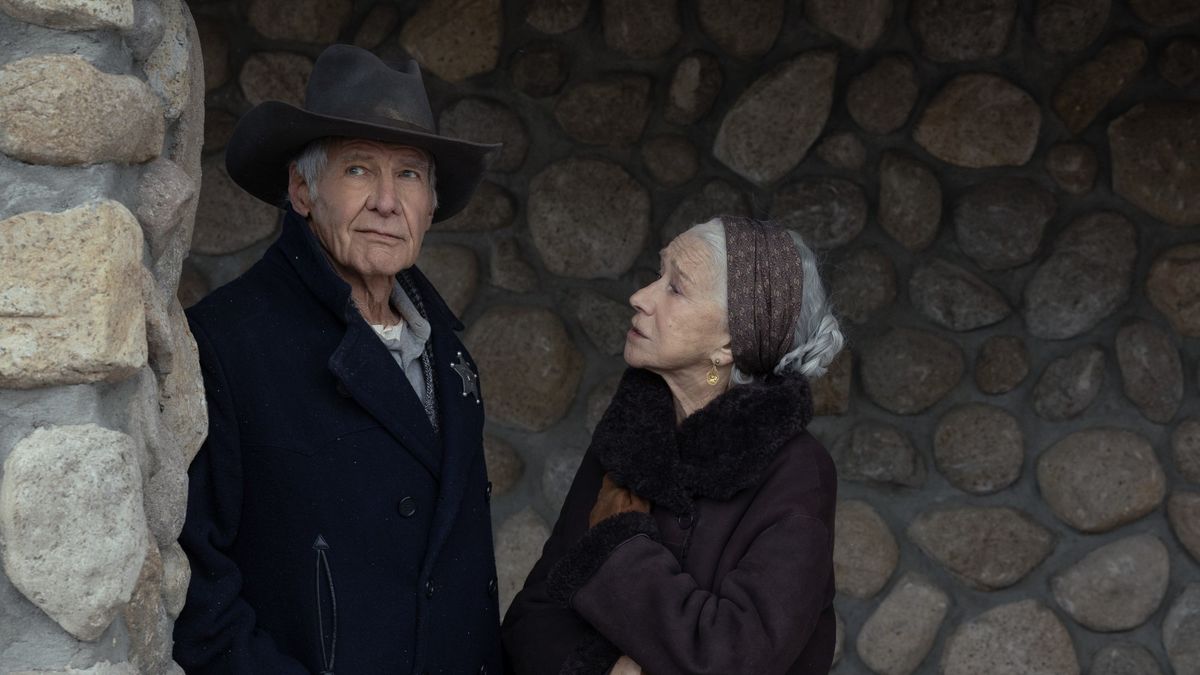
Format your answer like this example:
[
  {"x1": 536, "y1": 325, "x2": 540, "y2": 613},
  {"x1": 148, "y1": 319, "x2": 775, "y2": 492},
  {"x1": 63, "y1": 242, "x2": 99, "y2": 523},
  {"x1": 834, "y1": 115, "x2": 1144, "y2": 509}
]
[{"x1": 707, "y1": 359, "x2": 720, "y2": 386}]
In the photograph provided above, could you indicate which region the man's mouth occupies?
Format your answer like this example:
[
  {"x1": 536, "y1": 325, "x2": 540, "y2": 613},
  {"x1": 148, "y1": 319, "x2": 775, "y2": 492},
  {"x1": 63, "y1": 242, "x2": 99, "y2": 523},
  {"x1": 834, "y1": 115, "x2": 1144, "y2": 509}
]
[{"x1": 356, "y1": 228, "x2": 403, "y2": 240}]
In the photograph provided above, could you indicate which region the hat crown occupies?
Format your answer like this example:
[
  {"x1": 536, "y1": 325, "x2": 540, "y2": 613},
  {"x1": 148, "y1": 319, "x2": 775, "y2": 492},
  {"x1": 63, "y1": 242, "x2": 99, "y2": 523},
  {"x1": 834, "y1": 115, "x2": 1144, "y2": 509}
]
[{"x1": 303, "y1": 45, "x2": 436, "y2": 133}]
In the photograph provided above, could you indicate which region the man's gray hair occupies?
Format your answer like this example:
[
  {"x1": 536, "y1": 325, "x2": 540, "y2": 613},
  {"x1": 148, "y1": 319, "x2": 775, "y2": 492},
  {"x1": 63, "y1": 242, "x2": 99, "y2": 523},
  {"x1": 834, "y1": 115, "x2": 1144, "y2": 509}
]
[
  {"x1": 685, "y1": 217, "x2": 845, "y2": 383},
  {"x1": 289, "y1": 137, "x2": 439, "y2": 211}
]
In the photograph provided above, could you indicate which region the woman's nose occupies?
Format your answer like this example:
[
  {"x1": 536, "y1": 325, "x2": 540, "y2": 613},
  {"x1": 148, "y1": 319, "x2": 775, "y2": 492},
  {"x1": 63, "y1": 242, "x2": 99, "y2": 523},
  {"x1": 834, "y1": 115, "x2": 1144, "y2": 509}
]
[{"x1": 630, "y1": 283, "x2": 651, "y2": 314}]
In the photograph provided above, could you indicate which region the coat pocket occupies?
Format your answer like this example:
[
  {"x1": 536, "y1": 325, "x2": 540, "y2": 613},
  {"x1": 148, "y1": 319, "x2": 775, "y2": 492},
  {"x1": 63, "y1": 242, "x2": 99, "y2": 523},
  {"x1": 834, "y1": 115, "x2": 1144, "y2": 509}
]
[{"x1": 312, "y1": 534, "x2": 338, "y2": 675}]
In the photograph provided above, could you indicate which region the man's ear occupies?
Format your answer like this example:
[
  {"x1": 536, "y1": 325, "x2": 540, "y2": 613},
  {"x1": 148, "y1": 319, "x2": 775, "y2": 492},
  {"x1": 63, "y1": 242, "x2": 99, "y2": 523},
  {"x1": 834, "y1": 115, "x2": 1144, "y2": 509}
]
[{"x1": 287, "y1": 163, "x2": 313, "y2": 217}]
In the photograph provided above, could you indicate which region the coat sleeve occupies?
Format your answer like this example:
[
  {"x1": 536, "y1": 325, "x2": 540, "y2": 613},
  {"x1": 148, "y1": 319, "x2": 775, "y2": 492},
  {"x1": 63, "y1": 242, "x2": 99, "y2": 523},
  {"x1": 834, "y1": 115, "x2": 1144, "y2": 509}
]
[
  {"x1": 171, "y1": 318, "x2": 311, "y2": 675},
  {"x1": 501, "y1": 447, "x2": 631, "y2": 675},
  {"x1": 545, "y1": 485, "x2": 833, "y2": 675}
]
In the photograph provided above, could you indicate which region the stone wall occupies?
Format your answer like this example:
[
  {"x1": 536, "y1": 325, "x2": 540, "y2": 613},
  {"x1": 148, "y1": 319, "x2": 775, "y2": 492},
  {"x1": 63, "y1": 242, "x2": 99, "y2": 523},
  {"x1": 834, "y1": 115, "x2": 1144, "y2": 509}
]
[
  {"x1": 0, "y1": 0, "x2": 206, "y2": 673},
  {"x1": 17, "y1": 0, "x2": 1195, "y2": 672}
]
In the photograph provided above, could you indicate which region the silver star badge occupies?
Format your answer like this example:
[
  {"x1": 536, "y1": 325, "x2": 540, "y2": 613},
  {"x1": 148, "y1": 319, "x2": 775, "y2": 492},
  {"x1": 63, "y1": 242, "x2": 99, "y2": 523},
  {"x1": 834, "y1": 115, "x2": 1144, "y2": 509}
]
[{"x1": 451, "y1": 351, "x2": 480, "y2": 403}]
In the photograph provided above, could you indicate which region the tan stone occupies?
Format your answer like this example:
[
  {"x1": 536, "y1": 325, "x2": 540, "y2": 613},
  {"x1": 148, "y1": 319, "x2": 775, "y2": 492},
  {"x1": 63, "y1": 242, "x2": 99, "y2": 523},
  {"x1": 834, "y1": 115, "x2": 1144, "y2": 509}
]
[
  {"x1": 194, "y1": 15, "x2": 229, "y2": 92},
  {"x1": 833, "y1": 499, "x2": 898, "y2": 599},
  {"x1": 1163, "y1": 583, "x2": 1200, "y2": 675},
  {"x1": 0, "y1": 425, "x2": 149, "y2": 641},
  {"x1": 913, "y1": 74, "x2": 1040, "y2": 168},
  {"x1": 248, "y1": 0, "x2": 352, "y2": 42},
  {"x1": 0, "y1": 201, "x2": 146, "y2": 388},
  {"x1": 696, "y1": 0, "x2": 784, "y2": 59},
  {"x1": 239, "y1": 52, "x2": 312, "y2": 107},
  {"x1": 1053, "y1": 37, "x2": 1147, "y2": 134},
  {"x1": 909, "y1": 506, "x2": 1055, "y2": 590},
  {"x1": 1051, "y1": 533, "x2": 1170, "y2": 632},
  {"x1": 123, "y1": 543, "x2": 172, "y2": 673},
  {"x1": 941, "y1": 600, "x2": 1078, "y2": 675},
  {"x1": 9, "y1": 662, "x2": 140, "y2": 675},
  {"x1": 143, "y1": 0, "x2": 194, "y2": 121},
  {"x1": 416, "y1": 244, "x2": 479, "y2": 317},
  {"x1": 400, "y1": 0, "x2": 502, "y2": 83},
  {"x1": 586, "y1": 374, "x2": 622, "y2": 434},
  {"x1": 805, "y1": 0, "x2": 892, "y2": 50},
  {"x1": 483, "y1": 435, "x2": 524, "y2": 498},
  {"x1": 812, "y1": 349, "x2": 851, "y2": 416},
  {"x1": 1038, "y1": 428, "x2": 1166, "y2": 533},
  {"x1": 436, "y1": 181, "x2": 515, "y2": 232},
  {"x1": 494, "y1": 508, "x2": 550, "y2": 615},
  {"x1": 1169, "y1": 492, "x2": 1200, "y2": 563},
  {"x1": 933, "y1": 403, "x2": 1023, "y2": 494},
  {"x1": 0, "y1": 0, "x2": 133, "y2": 30},
  {"x1": 525, "y1": 0, "x2": 588, "y2": 33},
  {"x1": 136, "y1": 158, "x2": 197, "y2": 263},
  {"x1": 177, "y1": 259, "x2": 209, "y2": 309},
  {"x1": 857, "y1": 573, "x2": 949, "y2": 675},
  {"x1": 465, "y1": 306, "x2": 583, "y2": 431},
  {"x1": 528, "y1": 158, "x2": 650, "y2": 279},
  {"x1": 0, "y1": 55, "x2": 163, "y2": 165},
  {"x1": 159, "y1": 541, "x2": 191, "y2": 619},
  {"x1": 713, "y1": 51, "x2": 837, "y2": 184},
  {"x1": 353, "y1": 4, "x2": 400, "y2": 49},
  {"x1": 489, "y1": 237, "x2": 538, "y2": 293},
  {"x1": 190, "y1": 154, "x2": 280, "y2": 255},
  {"x1": 1147, "y1": 243, "x2": 1200, "y2": 336},
  {"x1": 1109, "y1": 101, "x2": 1200, "y2": 227}
]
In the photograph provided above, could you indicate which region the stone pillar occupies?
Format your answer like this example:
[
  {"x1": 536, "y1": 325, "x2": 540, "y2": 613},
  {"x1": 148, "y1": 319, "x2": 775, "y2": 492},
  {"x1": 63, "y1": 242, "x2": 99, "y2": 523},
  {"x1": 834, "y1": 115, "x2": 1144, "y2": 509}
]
[{"x1": 0, "y1": 0, "x2": 205, "y2": 672}]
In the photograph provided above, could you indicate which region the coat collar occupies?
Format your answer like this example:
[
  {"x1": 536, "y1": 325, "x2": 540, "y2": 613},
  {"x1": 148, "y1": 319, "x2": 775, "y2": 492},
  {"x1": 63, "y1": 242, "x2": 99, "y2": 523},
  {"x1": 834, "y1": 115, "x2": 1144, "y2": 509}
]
[
  {"x1": 592, "y1": 368, "x2": 813, "y2": 514},
  {"x1": 273, "y1": 206, "x2": 473, "y2": 479}
]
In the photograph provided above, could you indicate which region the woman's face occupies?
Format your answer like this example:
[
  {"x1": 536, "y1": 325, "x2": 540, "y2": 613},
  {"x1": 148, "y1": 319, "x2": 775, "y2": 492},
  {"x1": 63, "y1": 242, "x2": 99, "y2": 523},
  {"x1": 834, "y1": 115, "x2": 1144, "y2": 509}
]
[{"x1": 625, "y1": 234, "x2": 732, "y2": 377}]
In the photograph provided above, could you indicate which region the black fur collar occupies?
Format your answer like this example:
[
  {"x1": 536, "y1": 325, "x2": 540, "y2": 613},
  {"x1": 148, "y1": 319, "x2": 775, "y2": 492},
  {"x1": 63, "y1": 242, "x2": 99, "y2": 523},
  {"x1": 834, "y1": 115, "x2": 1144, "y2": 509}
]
[{"x1": 591, "y1": 368, "x2": 813, "y2": 514}]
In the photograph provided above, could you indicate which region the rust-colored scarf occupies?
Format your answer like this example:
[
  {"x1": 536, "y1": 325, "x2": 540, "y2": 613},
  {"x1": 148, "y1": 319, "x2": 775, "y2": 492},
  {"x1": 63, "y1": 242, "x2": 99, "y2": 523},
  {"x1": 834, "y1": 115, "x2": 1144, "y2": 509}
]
[{"x1": 722, "y1": 217, "x2": 805, "y2": 376}]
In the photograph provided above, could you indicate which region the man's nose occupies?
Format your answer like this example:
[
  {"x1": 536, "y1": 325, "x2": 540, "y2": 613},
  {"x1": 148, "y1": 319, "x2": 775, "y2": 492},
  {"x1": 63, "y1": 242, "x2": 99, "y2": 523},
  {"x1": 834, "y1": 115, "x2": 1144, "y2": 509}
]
[{"x1": 368, "y1": 174, "x2": 398, "y2": 213}]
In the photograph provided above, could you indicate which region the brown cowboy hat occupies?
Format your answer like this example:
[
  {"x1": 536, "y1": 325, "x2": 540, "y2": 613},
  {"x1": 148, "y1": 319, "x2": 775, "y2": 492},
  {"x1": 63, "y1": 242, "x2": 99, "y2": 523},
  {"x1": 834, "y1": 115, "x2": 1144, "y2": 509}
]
[{"x1": 225, "y1": 44, "x2": 499, "y2": 222}]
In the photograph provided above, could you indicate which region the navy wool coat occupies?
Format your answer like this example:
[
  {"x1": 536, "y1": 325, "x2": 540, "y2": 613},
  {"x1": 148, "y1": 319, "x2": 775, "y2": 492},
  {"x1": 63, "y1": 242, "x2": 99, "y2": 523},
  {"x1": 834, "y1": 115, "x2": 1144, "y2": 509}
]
[{"x1": 173, "y1": 209, "x2": 502, "y2": 675}]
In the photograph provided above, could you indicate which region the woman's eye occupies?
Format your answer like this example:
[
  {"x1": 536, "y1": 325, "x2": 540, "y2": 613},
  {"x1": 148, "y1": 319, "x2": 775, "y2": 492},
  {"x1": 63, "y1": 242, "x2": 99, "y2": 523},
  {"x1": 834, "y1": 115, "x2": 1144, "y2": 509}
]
[{"x1": 668, "y1": 283, "x2": 681, "y2": 295}]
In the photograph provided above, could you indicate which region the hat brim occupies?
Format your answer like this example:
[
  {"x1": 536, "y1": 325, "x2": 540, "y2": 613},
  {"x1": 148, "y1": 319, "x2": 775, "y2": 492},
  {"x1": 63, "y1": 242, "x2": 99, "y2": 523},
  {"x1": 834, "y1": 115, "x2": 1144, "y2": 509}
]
[{"x1": 225, "y1": 101, "x2": 500, "y2": 222}]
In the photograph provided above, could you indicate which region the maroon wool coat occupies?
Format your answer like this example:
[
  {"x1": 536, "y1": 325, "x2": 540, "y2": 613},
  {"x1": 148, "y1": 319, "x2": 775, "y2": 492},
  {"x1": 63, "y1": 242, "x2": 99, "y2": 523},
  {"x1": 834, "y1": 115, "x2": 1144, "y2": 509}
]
[{"x1": 502, "y1": 368, "x2": 837, "y2": 675}]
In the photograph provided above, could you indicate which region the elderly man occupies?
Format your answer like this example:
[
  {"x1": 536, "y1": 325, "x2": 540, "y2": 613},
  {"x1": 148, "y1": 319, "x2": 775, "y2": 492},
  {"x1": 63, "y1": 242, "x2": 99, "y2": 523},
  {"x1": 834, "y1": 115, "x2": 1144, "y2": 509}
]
[{"x1": 173, "y1": 45, "x2": 502, "y2": 674}]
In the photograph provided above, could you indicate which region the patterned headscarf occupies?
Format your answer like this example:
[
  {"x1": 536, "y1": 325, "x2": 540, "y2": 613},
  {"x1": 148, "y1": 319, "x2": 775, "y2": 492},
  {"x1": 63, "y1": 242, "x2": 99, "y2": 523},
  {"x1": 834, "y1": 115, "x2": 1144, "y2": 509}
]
[{"x1": 722, "y1": 217, "x2": 805, "y2": 376}]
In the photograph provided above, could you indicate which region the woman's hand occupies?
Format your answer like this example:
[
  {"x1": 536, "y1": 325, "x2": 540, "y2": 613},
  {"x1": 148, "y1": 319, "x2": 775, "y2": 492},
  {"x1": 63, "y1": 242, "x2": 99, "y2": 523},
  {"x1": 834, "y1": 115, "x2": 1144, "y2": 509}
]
[
  {"x1": 589, "y1": 474, "x2": 650, "y2": 528},
  {"x1": 608, "y1": 655, "x2": 643, "y2": 675}
]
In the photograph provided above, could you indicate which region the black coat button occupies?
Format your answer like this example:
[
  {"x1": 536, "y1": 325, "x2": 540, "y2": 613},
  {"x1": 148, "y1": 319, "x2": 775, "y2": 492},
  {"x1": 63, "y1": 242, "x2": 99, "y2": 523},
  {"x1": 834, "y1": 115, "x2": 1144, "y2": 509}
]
[
  {"x1": 487, "y1": 577, "x2": 497, "y2": 593},
  {"x1": 425, "y1": 580, "x2": 434, "y2": 598},
  {"x1": 485, "y1": 481, "x2": 493, "y2": 503},
  {"x1": 479, "y1": 666, "x2": 487, "y2": 674},
  {"x1": 397, "y1": 496, "x2": 418, "y2": 518},
  {"x1": 335, "y1": 381, "x2": 351, "y2": 398},
  {"x1": 677, "y1": 513, "x2": 694, "y2": 529}
]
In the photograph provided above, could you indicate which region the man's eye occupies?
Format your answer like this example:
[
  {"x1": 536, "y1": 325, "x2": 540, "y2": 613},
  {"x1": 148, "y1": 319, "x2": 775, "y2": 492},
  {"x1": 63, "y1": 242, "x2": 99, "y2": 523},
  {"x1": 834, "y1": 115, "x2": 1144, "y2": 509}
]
[
  {"x1": 400, "y1": 169, "x2": 420, "y2": 179},
  {"x1": 346, "y1": 166, "x2": 366, "y2": 176}
]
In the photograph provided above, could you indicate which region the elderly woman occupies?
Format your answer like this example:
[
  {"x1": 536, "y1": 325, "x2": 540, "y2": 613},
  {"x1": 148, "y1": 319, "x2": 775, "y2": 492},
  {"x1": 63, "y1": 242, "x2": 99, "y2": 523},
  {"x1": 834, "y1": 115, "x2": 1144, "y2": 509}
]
[{"x1": 502, "y1": 216, "x2": 845, "y2": 675}]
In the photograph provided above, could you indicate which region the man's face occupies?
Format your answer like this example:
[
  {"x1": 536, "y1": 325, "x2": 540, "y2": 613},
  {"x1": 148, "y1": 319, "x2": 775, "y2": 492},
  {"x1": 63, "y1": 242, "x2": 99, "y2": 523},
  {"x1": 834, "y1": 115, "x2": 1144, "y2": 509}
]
[{"x1": 288, "y1": 139, "x2": 435, "y2": 281}]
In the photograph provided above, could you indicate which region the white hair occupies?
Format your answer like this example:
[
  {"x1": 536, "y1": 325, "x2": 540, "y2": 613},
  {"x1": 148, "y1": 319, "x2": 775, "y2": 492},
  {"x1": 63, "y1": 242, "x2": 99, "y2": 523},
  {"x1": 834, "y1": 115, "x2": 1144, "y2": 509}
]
[
  {"x1": 289, "y1": 137, "x2": 439, "y2": 210},
  {"x1": 685, "y1": 217, "x2": 845, "y2": 383}
]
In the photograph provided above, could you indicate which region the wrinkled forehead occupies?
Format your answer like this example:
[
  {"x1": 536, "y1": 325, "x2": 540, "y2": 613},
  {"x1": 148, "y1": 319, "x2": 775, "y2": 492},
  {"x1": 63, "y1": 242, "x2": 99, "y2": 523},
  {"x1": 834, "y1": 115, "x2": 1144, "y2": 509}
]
[{"x1": 662, "y1": 234, "x2": 719, "y2": 285}]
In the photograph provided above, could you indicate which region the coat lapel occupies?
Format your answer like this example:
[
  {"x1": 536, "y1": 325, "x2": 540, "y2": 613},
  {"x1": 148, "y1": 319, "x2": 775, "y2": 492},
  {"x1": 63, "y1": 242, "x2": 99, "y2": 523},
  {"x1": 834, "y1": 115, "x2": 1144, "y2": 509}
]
[
  {"x1": 416, "y1": 288, "x2": 485, "y2": 577},
  {"x1": 326, "y1": 299, "x2": 442, "y2": 480}
]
